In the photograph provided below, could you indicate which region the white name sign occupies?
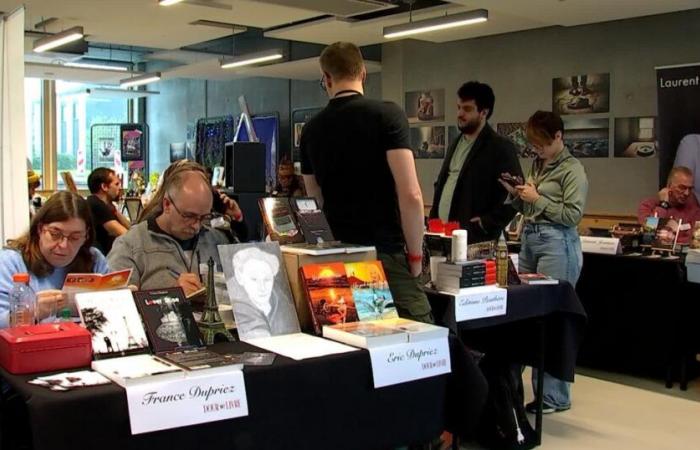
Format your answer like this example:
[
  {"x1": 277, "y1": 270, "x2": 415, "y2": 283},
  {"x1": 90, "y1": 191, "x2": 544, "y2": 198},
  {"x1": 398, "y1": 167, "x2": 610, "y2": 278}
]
[
  {"x1": 453, "y1": 285, "x2": 507, "y2": 322},
  {"x1": 368, "y1": 337, "x2": 451, "y2": 388},
  {"x1": 126, "y1": 370, "x2": 248, "y2": 434},
  {"x1": 580, "y1": 236, "x2": 621, "y2": 255}
]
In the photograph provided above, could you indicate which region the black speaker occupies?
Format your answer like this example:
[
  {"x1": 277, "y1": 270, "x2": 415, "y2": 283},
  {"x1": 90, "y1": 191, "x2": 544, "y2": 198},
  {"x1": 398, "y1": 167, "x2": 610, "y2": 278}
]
[{"x1": 224, "y1": 142, "x2": 266, "y2": 193}]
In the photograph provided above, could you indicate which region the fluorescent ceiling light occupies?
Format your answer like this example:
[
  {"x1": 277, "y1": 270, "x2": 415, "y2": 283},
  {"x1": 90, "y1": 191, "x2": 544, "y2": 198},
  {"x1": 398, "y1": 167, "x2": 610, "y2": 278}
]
[
  {"x1": 120, "y1": 72, "x2": 161, "y2": 88},
  {"x1": 65, "y1": 62, "x2": 128, "y2": 72},
  {"x1": 383, "y1": 9, "x2": 488, "y2": 39},
  {"x1": 159, "y1": 0, "x2": 185, "y2": 5},
  {"x1": 220, "y1": 49, "x2": 284, "y2": 69},
  {"x1": 33, "y1": 26, "x2": 84, "y2": 53},
  {"x1": 86, "y1": 88, "x2": 160, "y2": 99}
]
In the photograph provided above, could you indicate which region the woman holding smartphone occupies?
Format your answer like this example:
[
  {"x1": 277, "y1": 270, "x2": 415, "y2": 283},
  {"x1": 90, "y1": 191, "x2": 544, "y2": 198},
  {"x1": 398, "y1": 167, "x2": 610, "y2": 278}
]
[{"x1": 500, "y1": 110, "x2": 588, "y2": 414}]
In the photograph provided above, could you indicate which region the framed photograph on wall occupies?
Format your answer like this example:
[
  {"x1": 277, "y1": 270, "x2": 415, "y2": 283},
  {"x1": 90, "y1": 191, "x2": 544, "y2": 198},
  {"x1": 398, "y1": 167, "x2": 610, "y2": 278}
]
[
  {"x1": 405, "y1": 89, "x2": 445, "y2": 124},
  {"x1": 409, "y1": 126, "x2": 446, "y2": 159},
  {"x1": 291, "y1": 107, "x2": 324, "y2": 162},
  {"x1": 614, "y1": 117, "x2": 657, "y2": 158},
  {"x1": 552, "y1": 73, "x2": 610, "y2": 115},
  {"x1": 563, "y1": 117, "x2": 610, "y2": 158},
  {"x1": 120, "y1": 124, "x2": 144, "y2": 161},
  {"x1": 497, "y1": 122, "x2": 537, "y2": 158},
  {"x1": 96, "y1": 137, "x2": 116, "y2": 165}
]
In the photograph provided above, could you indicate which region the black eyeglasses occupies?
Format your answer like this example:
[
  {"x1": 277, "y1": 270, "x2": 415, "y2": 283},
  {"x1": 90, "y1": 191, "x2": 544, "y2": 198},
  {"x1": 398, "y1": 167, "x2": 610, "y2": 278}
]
[{"x1": 167, "y1": 196, "x2": 220, "y2": 224}]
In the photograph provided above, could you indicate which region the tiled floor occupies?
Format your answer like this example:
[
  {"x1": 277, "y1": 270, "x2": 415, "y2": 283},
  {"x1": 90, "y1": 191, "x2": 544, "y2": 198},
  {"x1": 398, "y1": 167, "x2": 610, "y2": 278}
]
[{"x1": 462, "y1": 368, "x2": 700, "y2": 449}]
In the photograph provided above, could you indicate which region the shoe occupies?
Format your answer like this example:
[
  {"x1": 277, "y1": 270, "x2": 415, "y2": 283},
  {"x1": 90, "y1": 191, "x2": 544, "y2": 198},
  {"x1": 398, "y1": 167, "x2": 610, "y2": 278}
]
[{"x1": 525, "y1": 401, "x2": 570, "y2": 414}]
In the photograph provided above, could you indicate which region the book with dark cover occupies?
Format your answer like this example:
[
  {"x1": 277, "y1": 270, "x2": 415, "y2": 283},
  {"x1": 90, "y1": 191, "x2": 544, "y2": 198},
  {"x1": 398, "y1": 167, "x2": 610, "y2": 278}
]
[
  {"x1": 651, "y1": 217, "x2": 682, "y2": 253},
  {"x1": 300, "y1": 263, "x2": 359, "y2": 334},
  {"x1": 438, "y1": 260, "x2": 488, "y2": 276},
  {"x1": 258, "y1": 197, "x2": 304, "y2": 244},
  {"x1": 133, "y1": 287, "x2": 203, "y2": 354},
  {"x1": 158, "y1": 348, "x2": 240, "y2": 371},
  {"x1": 519, "y1": 273, "x2": 559, "y2": 285},
  {"x1": 290, "y1": 197, "x2": 336, "y2": 244},
  {"x1": 344, "y1": 261, "x2": 398, "y2": 321}
]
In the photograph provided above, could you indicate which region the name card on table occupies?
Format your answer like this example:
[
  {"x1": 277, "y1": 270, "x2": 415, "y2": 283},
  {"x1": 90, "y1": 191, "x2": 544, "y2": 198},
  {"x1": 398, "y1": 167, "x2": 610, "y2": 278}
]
[
  {"x1": 452, "y1": 285, "x2": 507, "y2": 322},
  {"x1": 368, "y1": 337, "x2": 451, "y2": 388},
  {"x1": 126, "y1": 369, "x2": 248, "y2": 434},
  {"x1": 580, "y1": 236, "x2": 621, "y2": 255}
]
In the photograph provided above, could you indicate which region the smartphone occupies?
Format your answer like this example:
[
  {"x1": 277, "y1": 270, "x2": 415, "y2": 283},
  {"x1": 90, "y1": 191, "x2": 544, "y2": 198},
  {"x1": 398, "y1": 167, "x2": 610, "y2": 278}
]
[
  {"x1": 501, "y1": 173, "x2": 523, "y2": 187},
  {"x1": 212, "y1": 189, "x2": 228, "y2": 214}
]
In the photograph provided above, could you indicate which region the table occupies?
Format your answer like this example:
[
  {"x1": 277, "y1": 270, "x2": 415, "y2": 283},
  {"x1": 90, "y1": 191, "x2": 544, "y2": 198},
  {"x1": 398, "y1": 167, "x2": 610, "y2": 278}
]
[
  {"x1": 1, "y1": 338, "x2": 487, "y2": 450},
  {"x1": 427, "y1": 282, "x2": 587, "y2": 445},
  {"x1": 576, "y1": 252, "x2": 700, "y2": 389}
]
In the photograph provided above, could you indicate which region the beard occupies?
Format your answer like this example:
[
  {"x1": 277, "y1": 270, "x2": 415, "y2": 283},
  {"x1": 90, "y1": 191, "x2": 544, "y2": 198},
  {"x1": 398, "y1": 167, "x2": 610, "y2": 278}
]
[{"x1": 458, "y1": 117, "x2": 481, "y2": 135}]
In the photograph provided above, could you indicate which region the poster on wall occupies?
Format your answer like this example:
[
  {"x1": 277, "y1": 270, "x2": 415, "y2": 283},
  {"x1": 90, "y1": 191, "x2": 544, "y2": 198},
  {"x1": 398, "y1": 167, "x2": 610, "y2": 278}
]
[
  {"x1": 552, "y1": 73, "x2": 610, "y2": 115},
  {"x1": 656, "y1": 64, "x2": 700, "y2": 188},
  {"x1": 120, "y1": 125, "x2": 144, "y2": 161},
  {"x1": 292, "y1": 107, "x2": 323, "y2": 162},
  {"x1": 614, "y1": 117, "x2": 657, "y2": 158},
  {"x1": 405, "y1": 89, "x2": 445, "y2": 124},
  {"x1": 563, "y1": 117, "x2": 609, "y2": 158},
  {"x1": 497, "y1": 123, "x2": 537, "y2": 158},
  {"x1": 409, "y1": 126, "x2": 445, "y2": 159},
  {"x1": 97, "y1": 137, "x2": 117, "y2": 166}
]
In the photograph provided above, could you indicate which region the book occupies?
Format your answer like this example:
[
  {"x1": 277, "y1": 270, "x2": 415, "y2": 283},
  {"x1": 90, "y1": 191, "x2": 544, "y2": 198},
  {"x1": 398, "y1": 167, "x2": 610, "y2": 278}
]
[
  {"x1": 300, "y1": 262, "x2": 359, "y2": 334},
  {"x1": 378, "y1": 318, "x2": 449, "y2": 342},
  {"x1": 322, "y1": 321, "x2": 408, "y2": 349},
  {"x1": 76, "y1": 289, "x2": 150, "y2": 358},
  {"x1": 91, "y1": 354, "x2": 183, "y2": 387},
  {"x1": 290, "y1": 197, "x2": 336, "y2": 244},
  {"x1": 518, "y1": 273, "x2": 559, "y2": 285},
  {"x1": 344, "y1": 261, "x2": 398, "y2": 321},
  {"x1": 133, "y1": 287, "x2": 204, "y2": 354},
  {"x1": 218, "y1": 242, "x2": 301, "y2": 340},
  {"x1": 258, "y1": 197, "x2": 304, "y2": 244},
  {"x1": 436, "y1": 275, "x2": 487, "y2": 291},
  {"x1": 63, "y1": 269, "x2": 132, "y2": 316},
  {"x1": 641, "y1": 215, "x2": 660, "y2": 246},
  {"x1": 437, "y1": 260, "x2": 488, "y2": 277},
  {"x1": 156, "y1": 348, "x2": 243, "y2": 372},
  {"x1": 281, "y1": 242, "x2": 375, "y2": 256},
  {"x1": 651, "y1": 217, "x2": 682, "y2": 253}
]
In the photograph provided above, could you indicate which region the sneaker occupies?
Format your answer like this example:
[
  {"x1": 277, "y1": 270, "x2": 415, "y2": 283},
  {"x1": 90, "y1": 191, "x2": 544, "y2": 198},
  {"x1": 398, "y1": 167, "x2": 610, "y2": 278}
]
[{"x1": 525, "y1": 401, "x2": 570, "y2": 414}]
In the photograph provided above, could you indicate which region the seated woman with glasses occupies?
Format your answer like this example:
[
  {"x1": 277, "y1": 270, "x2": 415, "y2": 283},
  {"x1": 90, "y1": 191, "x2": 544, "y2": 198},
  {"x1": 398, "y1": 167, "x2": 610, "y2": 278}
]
[{"x1": 0, "y1": 191, "x2": 109, "y2": 327}]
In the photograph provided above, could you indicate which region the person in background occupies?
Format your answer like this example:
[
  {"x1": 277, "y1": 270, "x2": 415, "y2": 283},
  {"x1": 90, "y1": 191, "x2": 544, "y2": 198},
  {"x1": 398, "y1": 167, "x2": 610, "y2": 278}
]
[
  {"x1": 637, "y1": 166, "x2": 700, "y2": 244},
  {"x1": 0, "y1": 191, "x2": 109, "y2": 327},
  {"x1": 500, "y1": 110, "x2": 588, "y2": 414},
  {"x1": 430, "y1": 81, "x2": 523, "y2": 243},
  {"x1": 86, "y1": 167, "x2": 130, "y2": 254},
  {"x1": 27, "y1": 170, "x2": 41, "y2": 219},
  {"x1": 301, "y1": 41, "x2": 432, "y2": 324},
  {"x1": 673, "y1": 134, "x2": 700, "y2": 203}
]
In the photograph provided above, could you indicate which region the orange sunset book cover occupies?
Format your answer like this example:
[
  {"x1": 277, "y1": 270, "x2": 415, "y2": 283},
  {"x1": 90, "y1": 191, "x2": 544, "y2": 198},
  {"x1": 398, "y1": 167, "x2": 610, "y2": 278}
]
[{"x1": 301, "y1": 263, "x2": 358, "y2": 334}]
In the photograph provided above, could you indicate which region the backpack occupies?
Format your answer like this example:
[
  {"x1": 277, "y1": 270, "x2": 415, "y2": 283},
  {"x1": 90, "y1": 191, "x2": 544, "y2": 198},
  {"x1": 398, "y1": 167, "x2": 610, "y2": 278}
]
[{"x1": 476, "y1": 356, "x2": 537, "y2": 450}]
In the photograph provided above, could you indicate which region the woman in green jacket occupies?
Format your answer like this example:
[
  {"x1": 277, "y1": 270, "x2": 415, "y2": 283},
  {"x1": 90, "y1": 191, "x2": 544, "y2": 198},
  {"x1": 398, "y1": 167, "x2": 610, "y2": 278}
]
[{"x1": 501, "y1": 110, "x2": 588, "y2": 414}]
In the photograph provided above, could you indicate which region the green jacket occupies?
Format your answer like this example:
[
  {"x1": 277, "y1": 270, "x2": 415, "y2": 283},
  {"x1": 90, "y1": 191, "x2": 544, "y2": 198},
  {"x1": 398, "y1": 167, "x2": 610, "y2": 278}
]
[{"x1": 512, "y1": 147, "x2": 588, "y2": 227}]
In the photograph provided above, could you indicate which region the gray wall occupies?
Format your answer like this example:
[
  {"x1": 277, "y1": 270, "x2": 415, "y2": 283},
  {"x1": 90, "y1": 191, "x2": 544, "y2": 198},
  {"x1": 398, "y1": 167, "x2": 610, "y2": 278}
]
[
  {"x1": 381, "y1": 10, "x2": 700, "y2": 215},
  {"x1": 147, "y1": 73, "x2": 382, "y2": 175}
]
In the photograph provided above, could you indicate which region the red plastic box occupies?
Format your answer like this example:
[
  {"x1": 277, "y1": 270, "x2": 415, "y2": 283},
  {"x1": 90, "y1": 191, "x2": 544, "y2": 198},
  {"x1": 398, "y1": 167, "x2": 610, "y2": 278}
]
[{"x1": 0, "y1": 323, "x2": 92, "y2": 374}]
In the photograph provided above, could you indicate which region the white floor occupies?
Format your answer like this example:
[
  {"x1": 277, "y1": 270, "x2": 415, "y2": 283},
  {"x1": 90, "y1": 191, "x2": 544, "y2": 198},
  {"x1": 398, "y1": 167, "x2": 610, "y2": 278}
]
[{"x1": 462, "y1": 368, "x2": 700, "y2": 449}]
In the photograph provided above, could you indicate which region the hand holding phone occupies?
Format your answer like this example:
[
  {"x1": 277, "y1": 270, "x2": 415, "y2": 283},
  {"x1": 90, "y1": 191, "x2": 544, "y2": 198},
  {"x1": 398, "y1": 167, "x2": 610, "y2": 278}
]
[{"x1": 500, "y1": 172, "x2": 524, "y2": 187}]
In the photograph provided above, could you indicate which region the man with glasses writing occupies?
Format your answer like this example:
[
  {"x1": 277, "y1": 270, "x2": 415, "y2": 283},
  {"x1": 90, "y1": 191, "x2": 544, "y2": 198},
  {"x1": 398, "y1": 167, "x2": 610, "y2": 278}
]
[
  {"x1": 108, "y1": 162, "x2": 238, "y2": 297},
  {"x1": 638, "y1": 166, "x2": 700, "y2": 244}
]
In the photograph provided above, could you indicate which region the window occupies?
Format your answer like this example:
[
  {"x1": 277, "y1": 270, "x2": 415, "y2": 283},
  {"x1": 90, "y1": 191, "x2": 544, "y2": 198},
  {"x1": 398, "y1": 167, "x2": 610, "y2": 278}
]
[
  {"x1": 55, "y1": 81, "x2": 128, "y2": 188},
  {"x1": 24, "y1": 78, "x2": 43, "y2": 174}
]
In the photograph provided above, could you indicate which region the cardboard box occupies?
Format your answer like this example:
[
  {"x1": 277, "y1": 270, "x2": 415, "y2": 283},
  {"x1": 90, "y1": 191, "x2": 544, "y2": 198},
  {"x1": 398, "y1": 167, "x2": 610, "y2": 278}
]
[{"x1": 283, "y1": 249, "x2": 377, "y2": 332}]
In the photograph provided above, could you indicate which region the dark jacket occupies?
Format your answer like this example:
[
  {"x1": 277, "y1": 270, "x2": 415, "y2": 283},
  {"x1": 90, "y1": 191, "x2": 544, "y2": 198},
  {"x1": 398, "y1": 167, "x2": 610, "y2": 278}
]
[{"x1": 430, "y1": 124, "x2": 523, "y2": 243}]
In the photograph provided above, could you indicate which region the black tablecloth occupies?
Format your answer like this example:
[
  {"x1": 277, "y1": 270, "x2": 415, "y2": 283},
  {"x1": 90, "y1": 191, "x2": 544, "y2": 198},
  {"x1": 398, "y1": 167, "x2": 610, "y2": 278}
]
[
  {"x1": 1, "y1": 338, "x2": 487, "y2": 450},
  {"x1": 428, "y1": 283, "x2": 587, "y2": 382},
  {"x1": 576, "y1": 252, "x2": 700, "y2": 379}
]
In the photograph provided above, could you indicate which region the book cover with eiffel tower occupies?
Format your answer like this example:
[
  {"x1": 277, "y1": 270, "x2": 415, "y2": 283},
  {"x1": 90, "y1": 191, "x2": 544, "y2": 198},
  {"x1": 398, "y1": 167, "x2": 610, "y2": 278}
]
[{"x1": 76, "y1": 289, "x2": 149, "y2": 358}]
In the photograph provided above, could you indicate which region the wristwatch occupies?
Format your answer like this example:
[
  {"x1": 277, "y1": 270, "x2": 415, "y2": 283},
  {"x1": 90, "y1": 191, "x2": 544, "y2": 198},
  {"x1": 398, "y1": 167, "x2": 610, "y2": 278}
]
[{"x1": 659, "y1": 201, "x2": 670, "y2": 209}]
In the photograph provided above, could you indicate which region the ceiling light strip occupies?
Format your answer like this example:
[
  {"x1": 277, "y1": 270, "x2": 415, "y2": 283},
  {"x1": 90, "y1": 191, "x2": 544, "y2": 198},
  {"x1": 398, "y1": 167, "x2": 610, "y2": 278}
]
[
  {"x1": 120, "y1": 72, "x2": 162, "y2": 88},
  {"x1": 159, "y1": 0, "x2": 185, "y2": 6},
  {"x1": 65, "y1": 62, "x2": 129, "y2": 72},
  {"x1": 33, "y1": 26, "x2": 84, "y2": 53},
  {"x1": 383, "y1": 9, "x2": 488, "y2": 39},
  {"x1": 220, "y1": 50, "x2": 284, "y2": 69}
]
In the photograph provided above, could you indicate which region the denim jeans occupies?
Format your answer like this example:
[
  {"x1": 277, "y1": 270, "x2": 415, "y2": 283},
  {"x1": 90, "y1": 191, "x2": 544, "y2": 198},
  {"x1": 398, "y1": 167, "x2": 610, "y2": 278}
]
[{"x1": 519, "y1": 223, "x2": 583, "y2": 409}]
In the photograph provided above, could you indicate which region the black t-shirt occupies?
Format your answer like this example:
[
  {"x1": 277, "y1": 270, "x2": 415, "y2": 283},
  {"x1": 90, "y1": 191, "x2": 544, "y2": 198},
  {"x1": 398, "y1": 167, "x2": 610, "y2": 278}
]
[
  {"x1": 87, "y1": 195, "x2": 118, "y2": 254},
  {"x1": 300, "y1": 95, "x2": 409, "y2": 253}
]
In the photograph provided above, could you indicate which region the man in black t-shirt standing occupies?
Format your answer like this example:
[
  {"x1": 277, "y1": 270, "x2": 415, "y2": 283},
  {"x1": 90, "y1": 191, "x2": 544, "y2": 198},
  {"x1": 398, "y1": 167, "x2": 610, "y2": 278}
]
[
  {"x1": 87, "y1": 167, "x2": 130, "y2": 254},
  {"x1": 300, "y1": 42, "x2": 432, "y2": 323}
]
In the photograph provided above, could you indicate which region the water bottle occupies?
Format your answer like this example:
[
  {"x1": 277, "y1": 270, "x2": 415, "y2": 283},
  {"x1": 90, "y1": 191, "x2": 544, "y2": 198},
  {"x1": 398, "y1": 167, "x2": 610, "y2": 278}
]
[{"x1": 9, "y1": 273, "x2": 36, "y2": 327}]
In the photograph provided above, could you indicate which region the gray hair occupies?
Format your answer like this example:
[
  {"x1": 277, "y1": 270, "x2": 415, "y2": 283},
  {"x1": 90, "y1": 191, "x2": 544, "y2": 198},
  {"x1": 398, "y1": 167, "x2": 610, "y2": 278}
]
[{"x1": 232, "y1": 247, "x2": 280, "y2": 277}]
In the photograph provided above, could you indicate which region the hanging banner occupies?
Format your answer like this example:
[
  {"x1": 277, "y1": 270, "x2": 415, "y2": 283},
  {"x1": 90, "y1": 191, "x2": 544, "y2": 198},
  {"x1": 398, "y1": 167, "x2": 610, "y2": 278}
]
[{"x1": 656, "y1": 64, "x2": 700, "y2": 189}]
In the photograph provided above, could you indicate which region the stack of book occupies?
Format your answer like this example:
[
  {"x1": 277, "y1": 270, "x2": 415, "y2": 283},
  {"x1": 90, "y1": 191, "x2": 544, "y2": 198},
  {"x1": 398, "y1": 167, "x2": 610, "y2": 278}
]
[
  {"x1": 322, "y1": 318, "x2": 448, "y2": 349},
  {"x1": 435, "y1": 260, "x2": 497, "y2": 294}
]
